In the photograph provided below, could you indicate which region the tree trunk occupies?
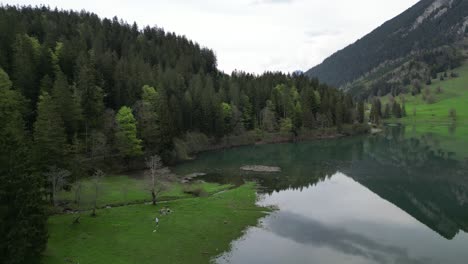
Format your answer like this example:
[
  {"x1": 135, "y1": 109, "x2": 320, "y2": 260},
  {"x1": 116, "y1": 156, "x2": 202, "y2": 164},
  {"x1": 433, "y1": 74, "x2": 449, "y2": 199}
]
[
  {"x1": 52, "y1": 179, "x2": 57, "y2": 206},
  {"x1": 151, "y1": 190, "x2": 156, "y2": 205}
]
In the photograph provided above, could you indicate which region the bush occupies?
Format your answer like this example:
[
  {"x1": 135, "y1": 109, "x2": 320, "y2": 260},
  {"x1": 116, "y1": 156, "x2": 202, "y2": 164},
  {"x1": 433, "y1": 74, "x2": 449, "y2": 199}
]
[
  {"x1": 183, "y1": 185, "x2": 208, "y2": 197},
  {"x1": 279, "y1": 118, "x2": 293, "y2": 136},
  {"x1": 182, "y1": 132, "x2": 210, "y2": 153},
  {"x1": 173, "y1": 137, "x2": 190, "y2": 161},
  {"x1": 449, "y1": 108, "x2": 457, "y2": 121},
  {"x1": 341, "y1": 123, "x2": 370, "y2": 136},
  {"x1": 450, "y1": 72, "x2": 459, "y2": 78},
  {"x1": 423, "y1": 88, "x2": 435, "y2": 104},
  {"x1": 254, "y1": 128, "x2": 264, "y2": 142}
]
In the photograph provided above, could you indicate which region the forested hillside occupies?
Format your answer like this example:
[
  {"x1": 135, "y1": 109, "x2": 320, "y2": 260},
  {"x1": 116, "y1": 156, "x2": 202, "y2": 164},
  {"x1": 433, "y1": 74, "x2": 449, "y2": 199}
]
[
  {"x1": 306, "y1": 0, "x2": 468, "y2": 94},
  {"x1": 0, "y1": 6, "x2": 366, "y2": 264}
]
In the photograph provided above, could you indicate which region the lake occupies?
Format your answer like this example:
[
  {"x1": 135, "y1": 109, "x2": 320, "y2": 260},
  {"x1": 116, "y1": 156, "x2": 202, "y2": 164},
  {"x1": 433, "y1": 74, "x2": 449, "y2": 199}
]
[{"x1": 174, "y1": 125, "x2": 468, "y2": 264}]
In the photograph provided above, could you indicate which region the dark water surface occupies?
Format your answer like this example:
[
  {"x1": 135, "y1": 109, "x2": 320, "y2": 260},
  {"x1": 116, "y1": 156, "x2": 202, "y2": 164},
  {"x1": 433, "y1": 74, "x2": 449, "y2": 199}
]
[{"x1": 174, "y1": 126, "x2": 468, "y2": 264}]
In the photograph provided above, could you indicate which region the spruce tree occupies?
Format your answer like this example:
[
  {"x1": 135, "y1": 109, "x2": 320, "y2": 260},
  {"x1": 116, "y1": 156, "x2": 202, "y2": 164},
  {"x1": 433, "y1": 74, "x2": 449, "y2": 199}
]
[
  {"x1": 52, "y1": 70, "x2": 82, "y2": 139},
  {"x1": 357, "y1": 101, "x2": 365, "y2": 123},
  {"x1": 0, "y1": 68, "x2": 48, "y2": 264},
  {"x1": 134, "y1": 85, "x2": 159, "y2": 152},
  {"x1": 33, "y1": 92, "x2": 67, "y2": 170}
]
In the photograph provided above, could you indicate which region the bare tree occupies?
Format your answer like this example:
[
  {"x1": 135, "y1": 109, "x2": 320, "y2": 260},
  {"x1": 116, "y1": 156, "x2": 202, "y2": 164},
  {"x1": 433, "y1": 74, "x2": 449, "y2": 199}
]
[
  {"x1": 449, "y1": 108, "x2": 457, "y2": 121},
  {"x1": 145, "y1": 155, "x2": 165, "y2": 205},
  {"x1": 91, "y1": 169, "x2": 105, "y2": 216},
  {"x1": 44, "y1": 166, "x2": 71, "y2": 207},
  {"x1": 72, "y1": 180, "x2": 83, "y2": 224},
  {"x1": 74, "y1": 180, "x2": 82, "y2": 206}
]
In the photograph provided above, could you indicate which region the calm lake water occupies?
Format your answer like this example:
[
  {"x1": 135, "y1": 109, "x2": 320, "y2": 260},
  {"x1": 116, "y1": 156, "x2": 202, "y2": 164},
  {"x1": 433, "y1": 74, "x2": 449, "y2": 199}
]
[{"x1": 174, "y1": 125, "x2": 468, "y2": 264}]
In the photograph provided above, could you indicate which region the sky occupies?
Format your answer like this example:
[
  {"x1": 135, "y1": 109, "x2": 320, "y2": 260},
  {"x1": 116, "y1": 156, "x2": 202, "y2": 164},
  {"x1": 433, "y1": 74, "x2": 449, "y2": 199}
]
[{"x1": 2, "y1": 0, "x2": 420, "y2": 74}]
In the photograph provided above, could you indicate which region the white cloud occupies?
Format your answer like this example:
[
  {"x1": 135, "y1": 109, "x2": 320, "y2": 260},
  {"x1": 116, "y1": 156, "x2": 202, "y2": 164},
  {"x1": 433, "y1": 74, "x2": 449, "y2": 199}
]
[{"x1": 1, "y1": 0, "x2": 419, "y2": 74}]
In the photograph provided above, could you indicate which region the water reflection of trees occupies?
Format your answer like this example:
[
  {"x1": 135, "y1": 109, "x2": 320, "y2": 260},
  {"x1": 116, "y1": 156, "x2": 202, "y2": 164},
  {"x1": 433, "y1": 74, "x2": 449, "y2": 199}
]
[
  {"x1": 192, "y1": 125, "x2": 468, "y2": 239},
  {"x1": 345, "y1": 125, "x2": 468, "y2": 239}
]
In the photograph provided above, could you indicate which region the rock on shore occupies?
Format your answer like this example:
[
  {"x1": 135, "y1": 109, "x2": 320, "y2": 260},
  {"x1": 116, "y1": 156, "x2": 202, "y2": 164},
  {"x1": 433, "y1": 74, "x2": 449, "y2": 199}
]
[{"x1": 240, "y1": 165, "x2": 281, "y2": 173}]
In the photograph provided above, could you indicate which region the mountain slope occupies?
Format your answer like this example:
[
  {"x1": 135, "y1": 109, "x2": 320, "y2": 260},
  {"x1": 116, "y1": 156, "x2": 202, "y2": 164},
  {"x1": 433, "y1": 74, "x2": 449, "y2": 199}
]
[{"x1": 305, "y1": 0, "x2": 468, "y2": 89}]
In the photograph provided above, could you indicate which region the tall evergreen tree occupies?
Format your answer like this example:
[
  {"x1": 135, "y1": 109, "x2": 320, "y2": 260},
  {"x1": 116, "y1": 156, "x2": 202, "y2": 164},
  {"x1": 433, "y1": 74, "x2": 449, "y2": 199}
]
[
  {"x1": 76, "y1": 51, "x2": 105, "y2": 130},
  {"x1": 357, "y1": 101, "x2": 365, "y2": 123},
  {"x1": 0, "y1": 68, "x2": 48, "y2": 264},
  {"x1": 51, "y1": 70, "x2": 82, "y2": 139},
  {"x1": 134, "y1": 85, "x2": 159, "y2": 152},
  {"x1": 33, "y1": 92, "x2": 67, "y2": 171}
]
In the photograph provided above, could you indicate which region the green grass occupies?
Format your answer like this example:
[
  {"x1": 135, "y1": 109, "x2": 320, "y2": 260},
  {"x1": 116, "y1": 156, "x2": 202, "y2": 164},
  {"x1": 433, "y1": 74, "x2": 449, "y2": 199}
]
[
  {"x1": 44, "y1": 183, "x2": 268, "y2": 264},
  {"x1": 376, "y1": 61, "x2": 468, "y2": 159},
  {"x1": 58, "y1": 175, "x2": 233, "y2": 210},
  {"x1": 381, "y1": 62, "x2": 468, "y2": 124},
  {"x1": 403, "y1": 123, "x2": 468, "y2": 160}
]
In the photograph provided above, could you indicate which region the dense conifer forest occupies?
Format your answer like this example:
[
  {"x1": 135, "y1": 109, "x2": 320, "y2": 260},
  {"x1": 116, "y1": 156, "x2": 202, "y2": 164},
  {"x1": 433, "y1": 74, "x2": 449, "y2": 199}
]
[{"x1": 0, "y1": 6, "x2": 366, "y2": 263}]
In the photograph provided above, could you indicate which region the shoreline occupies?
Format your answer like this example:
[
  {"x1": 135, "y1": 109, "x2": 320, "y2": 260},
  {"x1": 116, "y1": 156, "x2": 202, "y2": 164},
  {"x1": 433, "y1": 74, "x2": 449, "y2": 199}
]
[{"x1": 178, "y1": 124, "x2": 370, "y2": 162}]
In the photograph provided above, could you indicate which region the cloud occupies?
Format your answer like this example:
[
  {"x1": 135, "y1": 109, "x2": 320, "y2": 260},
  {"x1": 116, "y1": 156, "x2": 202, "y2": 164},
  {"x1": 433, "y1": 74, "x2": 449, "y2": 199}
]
[
  {"x1": 305, "y1": 29, "x2": 342, "y2": 38},
  {"x1": 3, "y1": 0, "x2": 420, "y2": 74},
  {"x1": 266, "y1": 211, "x2": 430, "y2": 264},
  {"x1": 252, "y1": 0, "x2": 294, "y2": 5}
]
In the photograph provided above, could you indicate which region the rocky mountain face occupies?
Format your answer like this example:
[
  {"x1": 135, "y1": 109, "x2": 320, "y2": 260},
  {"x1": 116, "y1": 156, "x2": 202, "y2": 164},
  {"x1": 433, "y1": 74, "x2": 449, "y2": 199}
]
[{"x1": 305, "y1": 0, "x2": 468, "y2": 95}]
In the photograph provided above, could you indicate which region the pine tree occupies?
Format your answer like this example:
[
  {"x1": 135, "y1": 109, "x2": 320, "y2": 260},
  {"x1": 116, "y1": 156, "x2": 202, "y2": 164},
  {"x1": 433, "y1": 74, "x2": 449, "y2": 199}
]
[
  {"x1": 155, "y1": 89, "x2": 176, "y2": 153},
  {"x1": 357, "y1": 101, "x2": 365, "y2": 123},
  {"x1": 369, "y1": 99, "x2": 382, "y2": 124},
  {"x1": 134, "y1": 85, "x2": 160, "y2": 152},
  {"x1": 392, "y1": 102, "x2": 402, "y2": 118},
  {"x1": 52, "y1": 70, "x2": 82, "y2": 140},
  {"x1": 0, "y1": 68, "x2": 48, "y2": 264},
  {"x1": 76, "y1": 51, "x2": 105, "y2": 129},
  {"x1": 33, "y1": 92, "x2": 68, "y2": 171},
  {"x1": 335, "y1": 99, "x2": 344, "y2": 131},
  {"x1": 221, "y1": 102, "x2": 233, "y2": 135},
  {"x1": 11, "y1": 34, "x2": 41, "y2": 104},
  {"x1": 383, "y1": 104, "x2": 391, "y2": 119}
]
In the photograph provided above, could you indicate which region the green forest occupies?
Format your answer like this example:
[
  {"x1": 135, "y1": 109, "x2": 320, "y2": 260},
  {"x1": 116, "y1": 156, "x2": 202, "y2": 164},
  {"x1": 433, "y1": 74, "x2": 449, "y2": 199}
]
[{"x1": 0, "y1": 6, "x2": 368, "y2": 264}]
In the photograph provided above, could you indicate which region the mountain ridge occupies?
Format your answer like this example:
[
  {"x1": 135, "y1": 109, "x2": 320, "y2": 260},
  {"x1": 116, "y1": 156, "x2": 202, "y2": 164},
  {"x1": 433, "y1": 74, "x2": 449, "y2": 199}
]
[{"x1": 305, "y1": 0, "x2": 468, "y2": 92}]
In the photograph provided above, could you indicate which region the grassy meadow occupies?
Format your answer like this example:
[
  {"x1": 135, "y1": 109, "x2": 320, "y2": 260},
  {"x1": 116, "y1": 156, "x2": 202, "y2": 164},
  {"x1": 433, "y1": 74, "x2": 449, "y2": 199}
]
[
  {"x1": 57, "y1": 174, "x2": 233, "y2": 210},
  {"x1": 380, "y1": 62, "x2": 468, "y2": 125},
  {"x1": 45, "y1": 182, "x2": 268, "y2": 264},
  {"x1": 376, "y1": 61, "x2": 468, "y2": 159}
]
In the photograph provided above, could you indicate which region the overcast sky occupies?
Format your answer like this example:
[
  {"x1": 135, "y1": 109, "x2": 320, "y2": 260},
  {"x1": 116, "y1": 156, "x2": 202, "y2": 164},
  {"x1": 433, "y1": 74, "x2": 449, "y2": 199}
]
[{"x1": 3, "y1": 0, "x2": 419, "y2": 74}]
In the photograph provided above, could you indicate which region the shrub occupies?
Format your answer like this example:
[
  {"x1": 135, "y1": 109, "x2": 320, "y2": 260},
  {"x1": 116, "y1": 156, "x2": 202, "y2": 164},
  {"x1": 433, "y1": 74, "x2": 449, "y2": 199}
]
[
  {"x1": 279, "y1": 118, "x2": 293, "y2": 136},
  {"x1": 342, "y1": 123, "x2": 370, "y2": 136},
  {"x1": 173, "y1": 137, "x2": 190, "y2": 161},
  {"x1": 426, "y1": 94, "x2": 436, "y2": 104},
  {"x1": 183, "y1": 132, "x2": 210, "y2": 153},
  {"x1": 254, "y1": 128, "x2": 263, "y2": 141},
  {"x1": 423, "y1": 88, "x2": 435, "y2": 104},
  {"x1": 183, "y1": 185, "x2": 208, "y2": 197},
  {"x1": 449, "y1": 108, "x2": 457, "y2": 121}
]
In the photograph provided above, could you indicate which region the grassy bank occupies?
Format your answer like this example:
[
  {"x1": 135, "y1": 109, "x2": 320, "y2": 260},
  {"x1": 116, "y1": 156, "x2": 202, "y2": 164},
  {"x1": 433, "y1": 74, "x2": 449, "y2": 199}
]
[
  {"x1": 174, "y1": 124, "x2": 370, "y2": 161},
  {"x1": 403, "y1": 123, "x2": 468, "y2": 160},
  {"x1": 380, "y1": 62, "x2": 468, "y2": 125},
  {"x1": 45, "y1": 183, "x2": 268, "y2": 264},
  {"x1": 57, "y1": 175, "x2": 233, "y2": 211}
]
